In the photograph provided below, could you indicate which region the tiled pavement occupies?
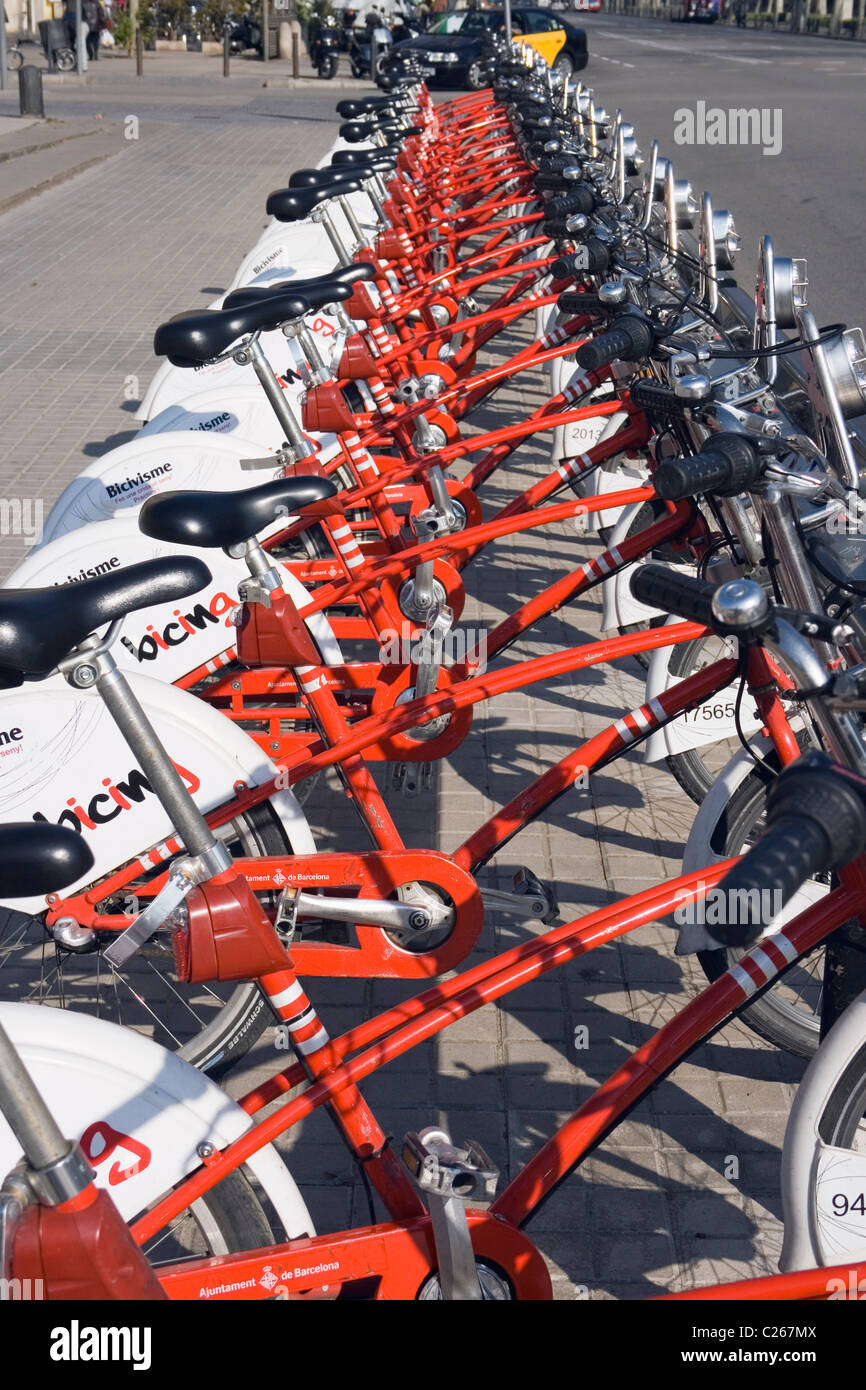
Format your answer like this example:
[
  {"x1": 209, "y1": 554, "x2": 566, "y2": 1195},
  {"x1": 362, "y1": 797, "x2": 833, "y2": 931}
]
[{"x1": 0, "y1": 62, "x2": 805, "y2": 1299}]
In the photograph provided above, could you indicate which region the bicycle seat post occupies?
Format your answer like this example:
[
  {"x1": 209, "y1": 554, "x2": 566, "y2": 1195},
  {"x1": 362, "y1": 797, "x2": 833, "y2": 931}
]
[
  {"x1": 310, "y1": 201, "x2": 354, "y2": 268},
  {"x1": 241, "y1": 330, "x2": 316, "y2": 461},
  {"x1": 59, "y1": 629, "x2": 230, "y2": 876}
]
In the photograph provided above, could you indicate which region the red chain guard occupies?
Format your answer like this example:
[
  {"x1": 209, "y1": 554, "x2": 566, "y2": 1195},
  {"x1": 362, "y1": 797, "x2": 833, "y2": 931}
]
[
  {"x1": 368, "y1": 663, "x2": 472, "y2": 760},
  {"x1": 233, "y1": 850, "x2": 483, "y2": 978},
  {"x1": 193, "y1": 661, "x2": 470, "y2": 763},
  {"x1": 377, "y1": 556, "x2": 466, "y2": 625},
  {"x1": 155, "y1": 1211, "x2": 553, "y2": 1300}
]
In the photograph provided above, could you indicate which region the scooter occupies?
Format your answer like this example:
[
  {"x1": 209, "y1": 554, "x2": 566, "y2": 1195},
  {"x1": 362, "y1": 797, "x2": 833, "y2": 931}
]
[
  {"x1": 349, "y1": 17, "x2": 392, "y2": 80},
  {"x1": 339, "y1": 7, "x2": 358, "y2": 50},
  {"x1": 227, "y1": 13, "x2": 263, "y2": 55},
  {"x1": 309, "y1": 13, "x2": 340, "y2": 78}
]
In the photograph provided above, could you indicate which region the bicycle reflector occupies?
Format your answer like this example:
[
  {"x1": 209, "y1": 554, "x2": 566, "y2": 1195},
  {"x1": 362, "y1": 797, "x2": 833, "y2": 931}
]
[{"x1": 171, "y1": 879, "x2": 293, "y2": 984}]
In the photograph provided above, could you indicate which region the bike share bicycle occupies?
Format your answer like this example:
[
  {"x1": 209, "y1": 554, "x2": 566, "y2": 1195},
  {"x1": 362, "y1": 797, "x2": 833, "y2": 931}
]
[{"x1": 3, "y1": 46, "x2": 866, "y2": 1301}]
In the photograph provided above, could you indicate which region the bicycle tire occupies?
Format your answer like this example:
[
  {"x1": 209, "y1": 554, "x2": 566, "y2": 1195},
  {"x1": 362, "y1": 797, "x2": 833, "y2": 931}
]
[
  {"x1": 0, "y1": 798, "x2": 306, "y2": 1080},
  {"x1": 696, "y1": 766, "x2": 825, "y2": 1058},
  {"x1": 663, "y1": 633, "x2": 743, "y2": 803},
  {"x1": 141, "y1": 1167, "x2": 275, "y2": 1271}
]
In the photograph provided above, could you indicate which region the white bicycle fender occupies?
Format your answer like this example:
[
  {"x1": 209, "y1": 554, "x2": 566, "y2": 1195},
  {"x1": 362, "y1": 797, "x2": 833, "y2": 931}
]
[
  {"x1": 0, "y1": 1003, "x2": 313, "y2": 1244},
  {"x1": 136, "y1": 268, "x2": 346, "y2": 424},
  {"x1": 678, "y1": 742, "x2": 822, "y2": 954},
  {"x1": 229, "y1": 193, "x2": 376, "y2": 293},
  {"x1": 136, "y1": 333, "x2": 304, "y2": 425},
  {"x1": 36, "y1": 433, "x2": 272, "y2": 546},
  {"x1": 598, "y1": 499, "x2": 659, "y2": 632},
  {"x1": 6, "y1": 519, "x2": 342, "y2": 683},
  {"x1": 681, "y1": 743, "x2": 765, "y2": 876},
  {"x1": 780, "y1": 988, "x2": 866, "y2": 1271},
  {"x1": 642, "y1": 619, "x2": 760, "y2": 765},
  {"x1": 0, "y1": 668, "x2": 315, "y2": 914},
  {"x1": 139, "y1": 382, "x2": 316, "y2": 454}
]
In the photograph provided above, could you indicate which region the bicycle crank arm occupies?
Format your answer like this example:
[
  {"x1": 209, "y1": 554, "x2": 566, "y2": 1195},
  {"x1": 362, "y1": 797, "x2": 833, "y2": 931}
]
[
  {"x1": 289, "y1": 889, "x2": 448, "y2": 934},
  {"x1": 235, "y1": 850, "x2": 484, "y2": 978},
  {"x1": 479, "y1": 886, "x2": 556, "y2": 924}
]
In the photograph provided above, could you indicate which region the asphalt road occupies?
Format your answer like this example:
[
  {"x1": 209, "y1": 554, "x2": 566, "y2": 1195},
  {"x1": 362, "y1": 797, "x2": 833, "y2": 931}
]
[
  {"x1": 559, "y1": 15, "x2": 866, "y2": 329},
  {"x1": 2, "y1": 18, "x2": 863, "y2": 325}
]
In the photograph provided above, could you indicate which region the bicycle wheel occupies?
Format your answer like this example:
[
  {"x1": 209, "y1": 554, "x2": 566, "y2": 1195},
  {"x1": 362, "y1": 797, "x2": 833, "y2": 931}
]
[
  {"x1": 603, "y1": 498, "x2": 691, "y2": 671},
  {"x1": 141, "y1": 1168, "x2": 275, "y2": 1272},
  {"x1": 789, "y1": 1023, "x2": 866, "y2": 1271},
  {"x1": 663, "y1": 632, "x2": 747, "y2": 803},
  {"x1": 7, "y1": 48, "x2": 25, "y2": 71},
  {"x1": 697, "y1": 766, "x2": 826, "y2": 1058},
  {"x1": 0, "y1": 799, "x2": 305, "y2": 1078}
]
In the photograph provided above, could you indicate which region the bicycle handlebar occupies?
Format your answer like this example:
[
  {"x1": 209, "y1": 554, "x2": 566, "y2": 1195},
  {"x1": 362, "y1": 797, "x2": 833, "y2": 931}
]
[
  {"x1": 712, "y1": 758, "x2": 866, "y2": 948},
  {"x1": 630, "y1": 563, "x2": 716, "y2": 627},
  {"x1": 653, "y1": 434, "x2": 764, "y2": 502},
  {"x1": 576, "y1": 315, "x2": 656, "y2": 371}
]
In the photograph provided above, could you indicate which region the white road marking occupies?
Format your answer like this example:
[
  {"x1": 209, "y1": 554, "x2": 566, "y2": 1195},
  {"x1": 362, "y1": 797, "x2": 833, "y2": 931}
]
[{"x1": 595, "y1": 31, "x2": 772, "y2": 61}]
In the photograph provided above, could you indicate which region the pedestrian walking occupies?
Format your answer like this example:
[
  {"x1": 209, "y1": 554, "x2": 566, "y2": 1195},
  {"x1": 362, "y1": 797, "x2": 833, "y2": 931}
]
[{"x1": 83, "y1": 0, "x2": 107, "y2": 59}]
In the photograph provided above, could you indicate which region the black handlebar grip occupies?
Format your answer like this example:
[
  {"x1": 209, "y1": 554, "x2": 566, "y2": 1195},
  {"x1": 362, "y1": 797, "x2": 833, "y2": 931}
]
[
  {"x1": 629, "y1": 379, "x2": 691, "y2": 419},
  {"x1": 551, "y1": 238, "x2": 611, "y2": 282},
  {"x1": 575, "y1": 316, "x2": 656, "y2": 371},
  {"x1": 712, "y1": 765, "x2": 866, "y2": 949},
  {"x1": 654, "y1": 434, "x2": 764, "y2": 503},
  {"x1": 536, "y1": 155, "x2": 573, "y2": 175},
  {"x1": 544, "y1": 189, "x2": 593, "y2": 220},
  {"x1": 551, "y1": 254, "x2": 579, "y2": 281},
  {"x1": 544, "y1": 186, "x2": 595, "y2": 218},
  {"x1": 629, "y1": 563, "x2": 716, "y2": 626},
  {"x1": 543, "y1": 218, "x2": 579, "y2": 240},
  {"x1": 580, "y1": 240, "x2": 612, "y2": 277},
  {"x1": 557, "y1": 290, "x2": 604, "y2": 315}
]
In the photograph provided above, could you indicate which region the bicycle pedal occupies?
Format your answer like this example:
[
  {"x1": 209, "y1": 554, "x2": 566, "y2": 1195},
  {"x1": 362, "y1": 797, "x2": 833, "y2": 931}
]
[
  {"x1": 390, "y1": 762, "x2": 433, "y2": 797},
  {"x1": 274, "y1": 884, "x2": 299, "y2": 944},
  {"x1": 513, "y1": 865, "x2": 559, "y2": 924},
  {"x1": 401, "y1": 1129, "x2": 499, "y2": 1206}
]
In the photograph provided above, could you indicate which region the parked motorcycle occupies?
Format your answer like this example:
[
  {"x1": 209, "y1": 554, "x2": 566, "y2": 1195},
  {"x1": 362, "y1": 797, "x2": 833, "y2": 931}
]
[
  {"x1": 349, "y1": 12, "x2": 392, "y2": 80},
  {"x1": 339, "y1": 7, "x2": 358, "y2": 50},
  {"x1": 226, "y1": 13, "x2": 263, "y2": 55},
  {"x1": 389, "y1": 6, "x2": 424, "y2": 44},
  {"x1": 309, "y1": 13, "x2": 340, "y2": 77}
]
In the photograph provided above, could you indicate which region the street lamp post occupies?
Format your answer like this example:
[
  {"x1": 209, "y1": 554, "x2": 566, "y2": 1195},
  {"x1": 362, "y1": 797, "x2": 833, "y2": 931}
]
[
  {"x1": 75, "y1": 0, "x2": 84, "y2": 74},
  {"x1": 503, "y1": 0, "x2": 512, "y2": 43}
]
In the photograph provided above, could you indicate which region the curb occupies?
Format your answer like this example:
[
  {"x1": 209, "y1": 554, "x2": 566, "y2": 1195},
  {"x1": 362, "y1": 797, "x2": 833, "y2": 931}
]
[
  {"x1": 0, "y1": 125, "x2": 105, "y2": 165},
  {"x1": 0, "y1": 146, "x2": 121, "y2": 216},
  {"x1": 270, "y1": 75, "x2": 379, "y2": 90}
]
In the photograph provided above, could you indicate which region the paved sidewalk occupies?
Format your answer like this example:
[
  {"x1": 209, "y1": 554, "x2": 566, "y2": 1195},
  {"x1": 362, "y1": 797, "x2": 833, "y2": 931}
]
[{"x1": 0, "y1": 69, "x2": 805, "y2": 1300}]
